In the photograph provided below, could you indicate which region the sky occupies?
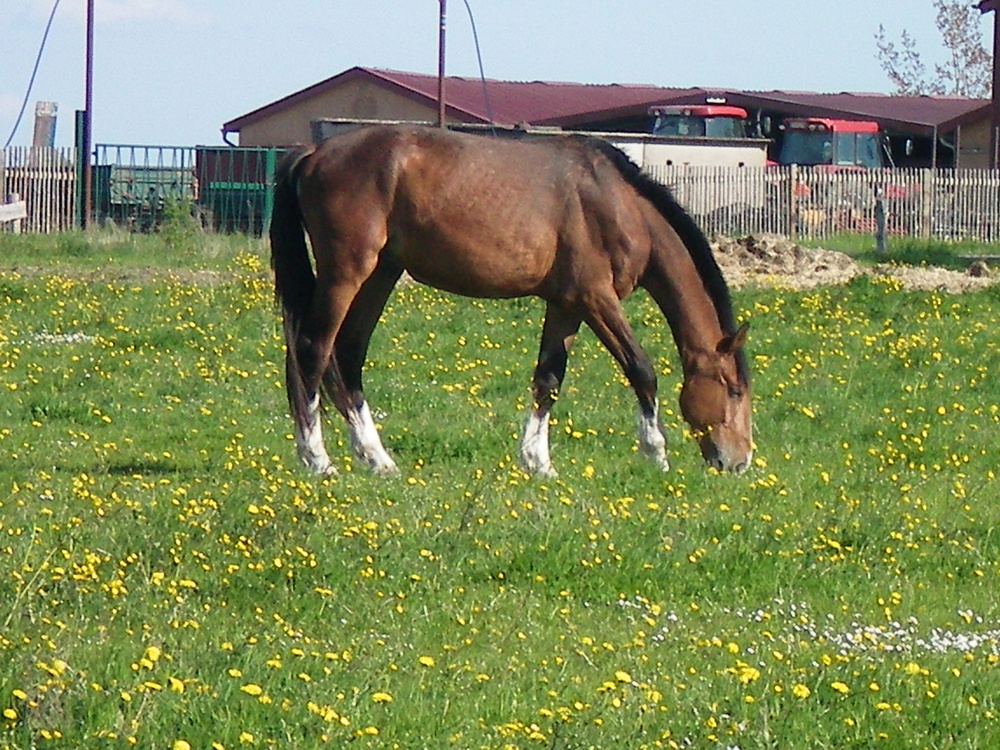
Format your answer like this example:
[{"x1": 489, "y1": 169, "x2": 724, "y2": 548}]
[{"x1": 2, "y1": 0, "x2": 993, "y2": 148}]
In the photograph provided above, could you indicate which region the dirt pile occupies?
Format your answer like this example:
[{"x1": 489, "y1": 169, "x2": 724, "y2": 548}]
[
  {"x1": 711, "y1": 235, "x2": 998, "y2": 293},
  {"x1": 712, "y1": 235, "x2": 861, "y2": 290}
]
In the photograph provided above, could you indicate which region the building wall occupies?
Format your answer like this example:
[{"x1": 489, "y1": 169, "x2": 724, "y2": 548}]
[
  {"x1": 236, "y1": 80, "x2": 440, "y2": 146},
  {"x1": 957, "y1": 117, "x2": 993, "y2": 169}
]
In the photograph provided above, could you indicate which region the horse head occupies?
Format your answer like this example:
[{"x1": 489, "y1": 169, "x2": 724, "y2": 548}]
[{"x1": 678, "y1": 323, "x2": 753, "y2": 474}]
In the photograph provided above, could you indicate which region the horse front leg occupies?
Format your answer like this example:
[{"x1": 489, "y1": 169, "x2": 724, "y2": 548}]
[
  {"x1": 520, "y1": 303, "x2": 581, "y2": 477},
  {"x1": 584, "y1": 294, "x2": 670, "y2": 472}
]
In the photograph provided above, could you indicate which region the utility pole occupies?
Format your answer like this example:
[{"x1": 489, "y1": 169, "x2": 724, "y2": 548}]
[
  {"x1": 82, "y1": 0, "x2": 95, "y2": 227},
  {"x1": 437, "y1": 0, "x2": 447, "y2": 128},
  {"x1": 978, "y1": 0, "x2": 999, "y2": 168}
]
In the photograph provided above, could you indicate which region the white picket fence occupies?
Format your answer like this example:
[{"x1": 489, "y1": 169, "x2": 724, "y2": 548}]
[
  {"x1": 1, "y1": 147, "x2": 76, "y2": 233},
  {"x1": 3, "y1": 145, "x2": 1000, "y2": 243},
  {"x1": 649, "y1": 165, "x2": 1000, "y2": 243}
]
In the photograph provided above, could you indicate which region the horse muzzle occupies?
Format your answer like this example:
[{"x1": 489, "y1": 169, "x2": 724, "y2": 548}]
[{"x1": 699, "y1": 434, "x2": 753, "y2": 475}]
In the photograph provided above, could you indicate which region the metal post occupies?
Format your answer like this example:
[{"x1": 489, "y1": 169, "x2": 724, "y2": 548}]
[
  {"x1": 82, "y1": 0, "x2": 95, "y2": 228},
  {"x1": 874, "y1": 185, "x2": 886, "y2": 254},
  {"x1": 437, "y1": 0, "x2": 447, "y2": 128},
  {"x1": 787, "y1": 163, "x2": 799, "y2": 240},
  {"x1": 263, "y1": 148, "x2": 277, "y2": 234},
  {"x1": 978, "y1": 1, "x2": 999, "y2": 168},
  {"x1": 994, "y1": 7, "x2": 999, "y2": 168},
  {"x1": 74, "y1": 110, "x2": 86, "y2": 227}
]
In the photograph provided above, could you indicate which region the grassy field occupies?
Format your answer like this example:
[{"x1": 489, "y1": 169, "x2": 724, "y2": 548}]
[{"x1": 1, "y1": 229, "x2": 999, "y2": 749}]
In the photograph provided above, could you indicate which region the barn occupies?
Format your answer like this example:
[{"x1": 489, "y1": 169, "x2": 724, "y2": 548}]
[{"x1": 222, "y1": 66, "x2": 993, "y2": 169}]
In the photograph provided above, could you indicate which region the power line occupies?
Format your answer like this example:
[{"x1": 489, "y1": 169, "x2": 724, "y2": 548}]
[
  {"x1": 461, "y1": 0, "x2": 495, "y2": 132},
  {"x1": 4, "y1": 0, "x2": 63, "y2": 149}
]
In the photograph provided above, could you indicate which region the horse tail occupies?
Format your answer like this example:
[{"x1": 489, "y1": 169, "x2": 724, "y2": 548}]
[
  {"x1": 271, "y1": 147, "x2": 314, "y2": 319},
  {"x1": 270, "y1": 147, "x2": 315, "y2": 425}
]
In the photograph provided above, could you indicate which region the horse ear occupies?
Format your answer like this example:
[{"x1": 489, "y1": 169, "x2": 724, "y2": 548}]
[{"x1": 717, "y1": 322, "x2": 749, "y2": 355}]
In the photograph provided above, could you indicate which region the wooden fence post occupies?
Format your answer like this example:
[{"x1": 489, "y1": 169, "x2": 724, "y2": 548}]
[
  {"x1": 787, "y1": 164, "x2": 799, "y2": 240},
  {"x1": 920, "y1": 169, "x2": 934, "y2": 239},
  {"x1": 874, "y1": 185, "x2": 886, "y2": 254}
]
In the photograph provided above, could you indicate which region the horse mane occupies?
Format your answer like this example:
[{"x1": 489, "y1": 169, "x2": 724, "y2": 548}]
[{"x1": 583, "y1": 137, "x2": 749, "y2": 382}]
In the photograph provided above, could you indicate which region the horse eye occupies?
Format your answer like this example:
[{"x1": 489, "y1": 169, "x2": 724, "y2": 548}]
[{"x1": 727, "y1": 385, "x2": 742, "y2": 399}]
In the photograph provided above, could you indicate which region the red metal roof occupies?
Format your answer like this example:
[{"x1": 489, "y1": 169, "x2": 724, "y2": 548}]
[
  {"x1": 223, "y1": 67, "x2": 695, "y2": 132},
  {"x1": 731, "y1": 90, "x2": 988, "y2": 132},
  {"x1": 223, "y1": 67, "x2": 991, "y2": 137}
]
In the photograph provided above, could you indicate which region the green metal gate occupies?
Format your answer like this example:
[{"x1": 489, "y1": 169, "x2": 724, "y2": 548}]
[{"x1": 94, "y1": 144, "x2": 283, "y2": 235}]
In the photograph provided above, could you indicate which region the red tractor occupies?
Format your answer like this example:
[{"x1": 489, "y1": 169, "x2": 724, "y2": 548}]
[{"x1": 776, "y1": 117, "x2": 889, "y2": 168}]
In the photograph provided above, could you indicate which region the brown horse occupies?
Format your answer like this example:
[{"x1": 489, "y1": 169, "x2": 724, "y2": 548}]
[{"x1": 270, "y1": 125, "x2": 752, "y2": 477}]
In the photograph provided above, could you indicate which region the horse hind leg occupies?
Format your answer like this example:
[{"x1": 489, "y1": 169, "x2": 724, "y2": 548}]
[
  {"x1": 286, "y1": 319, "x2": 337, "y2": 476},
  {"x1": 290, "y1": 264, "x2": 381, "y2": 475},
  {"x1": 583, "y1": 294, "x2": 670, "y2": 472},
  {"x1": 324, "y1": 255, "x2": 403, "y2": 476},
  {"x1": 520, "y1": 303, "x2": 581, "y2": 477}
]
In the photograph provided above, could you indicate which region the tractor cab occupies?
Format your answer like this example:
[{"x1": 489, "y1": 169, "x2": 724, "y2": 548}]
[
  {"x1": 650, "y1": 105, "x2": 750, "y2": 139},
  {"x1": 777, "y1": 118, "x2": 887, "y2": 168}
]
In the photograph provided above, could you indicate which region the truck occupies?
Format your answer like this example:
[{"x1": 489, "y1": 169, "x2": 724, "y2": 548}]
[{"x1": 776, "y1": 117, "x2": 889, "y2": 168}]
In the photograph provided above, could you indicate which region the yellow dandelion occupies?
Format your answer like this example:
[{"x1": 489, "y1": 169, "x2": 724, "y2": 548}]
[
  {"x1": 418, "y1": 655, "x2": 436, "y2": 668},
  {"x1": 904, "y1": 661, "x2": 923, "y2": 676},
  {"x1": 240, "y1": 683, "x2": 263, "y2": 696},
  {"x1": 172, "y1": 741, "x2": 191, "y2": 750},
  {"x1": 372, "y1": 691, "x2": 393, "y2": 704},
  {"x1": 791, "y1": 683, "x2": 811, "y2": 699},
  {"x1": 831, "y1": 681, "x2": 851, "y2": 695},
  {"x1": 736, "y1": 663, "x2": 761, "y2": 685},
  {"x1": 614, "y1": 670, "x2": 633, "y2": 683}
]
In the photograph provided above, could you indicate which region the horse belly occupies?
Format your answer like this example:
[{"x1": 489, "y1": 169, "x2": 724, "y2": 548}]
[{"x1": 394, "y1": 235, "x2": 554, "y2": 298}]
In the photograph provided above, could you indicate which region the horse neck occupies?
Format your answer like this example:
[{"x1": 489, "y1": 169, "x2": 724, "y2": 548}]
[{"x1": 643, "y1": 227, "x2": 727, "y2": 371}]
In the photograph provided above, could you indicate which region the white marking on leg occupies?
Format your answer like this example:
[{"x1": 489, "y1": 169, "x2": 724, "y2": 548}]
[
  {"x1": 637, "y1": 400, "x2": 669, "y2": 471},
  {"x1": 347, "y1": 400, "x2": 399, "y2": 476},
  {"x1": 296, "y1": 393, "x2": 335, "y2": 475},
  {"x1": 519, "y1": 410, "x2": 557, "y2": 477}
]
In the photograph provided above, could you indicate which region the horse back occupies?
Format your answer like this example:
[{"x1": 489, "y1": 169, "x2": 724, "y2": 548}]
[{"x1": 296, "y1": 125, "x2": 655, "y2": 300}]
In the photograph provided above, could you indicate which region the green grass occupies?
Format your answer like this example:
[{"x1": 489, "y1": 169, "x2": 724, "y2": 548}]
[
  {"x1": 1, "y1": 232, "x2": 1000, "y2": 748},
  {"x1": 800, "y1": 233, "x2": 1000, "y2": 271},
  {"x1": 0, "y1": 223, "x2": 257, "y2": 273}
]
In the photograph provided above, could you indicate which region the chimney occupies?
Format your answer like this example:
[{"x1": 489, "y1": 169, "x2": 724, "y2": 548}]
[{"x1": 32, "y1": 101, "x2": 58, "y2": 148}]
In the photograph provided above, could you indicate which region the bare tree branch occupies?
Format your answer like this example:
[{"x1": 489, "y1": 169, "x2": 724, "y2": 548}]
[{"x1": 875, "y1": 1, "x2": 992, "y2": 98}]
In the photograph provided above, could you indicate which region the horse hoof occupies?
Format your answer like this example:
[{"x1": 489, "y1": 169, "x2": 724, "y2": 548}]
[
  {"x1": 520, "y1": 459, "x2": 558, "y2": 479},
  {"x1": 301, "y1": 457, "x2": 337, "y2": 476},
  {"x1": 372, "y1": 461, "x2": 401, "y2": 477}
]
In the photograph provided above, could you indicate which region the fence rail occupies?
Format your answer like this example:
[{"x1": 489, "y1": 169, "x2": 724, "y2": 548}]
[{"x1": 4, "y1": 145, "x2": 1000, "y2": 243}]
